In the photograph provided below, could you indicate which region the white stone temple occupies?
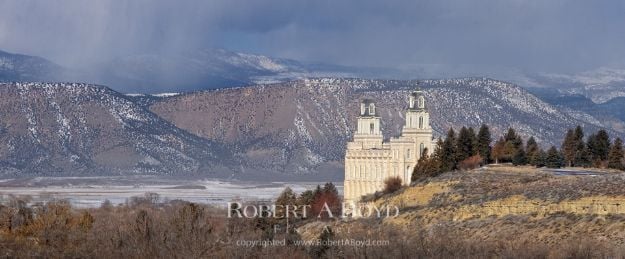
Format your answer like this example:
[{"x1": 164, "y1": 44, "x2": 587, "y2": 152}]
[{"x1": 343, "y1": 89, "x2": 434, "y2": 203}]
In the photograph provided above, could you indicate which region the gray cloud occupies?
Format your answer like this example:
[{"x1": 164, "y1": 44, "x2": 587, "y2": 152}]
[{"x1": 1, "y1": 0, "x2": 624, "y2": 73}]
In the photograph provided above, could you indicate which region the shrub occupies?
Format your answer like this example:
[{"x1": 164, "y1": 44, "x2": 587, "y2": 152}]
[
  {"x1": 383, "y1": 176, "x2": 402, "y2": 194},
  {"x1": 458, "y1": 155, "x2": 483, "y2": 171}
]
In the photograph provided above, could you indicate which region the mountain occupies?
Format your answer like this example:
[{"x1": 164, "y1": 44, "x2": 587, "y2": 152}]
[
  {"x1": 86, "y1": 49, "x2": 370, "y2": 93},
  {"x1": 0, "y1": 48, "x2": 400, "y2": 94},
  {"x1": 497, "y1": 67, "x2": 625, "y2": 134},
  {"x1": 0, "y1": 82, "x2": 232, "y2": 177},
  {"x1": 0, "y1": 50, "x2": 67, "y2": 82},
  {"x1": 528, "y1": 67, "x2": 625, "y2": 104},
  {"x1": 149, "y1": 78, "x2": 621, "y2": 176},
  {"x1": 527, "y1": 85, "x2": 625, "y2": 133},
  {"x1": 1, "y1": 78, "x2": 620, "y2": 178}
]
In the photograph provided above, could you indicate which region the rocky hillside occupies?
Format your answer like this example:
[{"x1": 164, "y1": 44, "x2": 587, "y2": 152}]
[
  {"x1": 0, "y1": 82, "x2": 231, "y2": 177},
  {"x1": 1, "y1": 78, "x2": 620, "y2": 177},
  {"x1": 150, "y1": 78, "x2": 619, "y2": 175}
]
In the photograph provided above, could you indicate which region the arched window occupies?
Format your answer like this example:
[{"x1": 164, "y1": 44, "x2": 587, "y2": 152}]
[
  {"x1": 420, "y1": 143, "x2": 425, "y2": 157},
  {"x1": 369, "y1": 103, "x2": 375, "y2": 115},
  {"x1": 369, "y1": 123, "x2": 375, "y2": 134},
  {"x1": 406, "y1": 149, "x2": 411, "y2": 159},
  {"x1": 419, "y1": 116, "x2": 423, "y2": 129},
  {"x1": 418, "y1": 96, "x2": 425, "y2": 108}
]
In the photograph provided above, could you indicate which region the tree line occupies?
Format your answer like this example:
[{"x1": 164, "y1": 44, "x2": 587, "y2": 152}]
[
  {"x1": 413, "y1": 124, "x2": 625, "y2": 181},
  {"x1": 273, "y1": 182, "x2": 341, "y2": 220}
]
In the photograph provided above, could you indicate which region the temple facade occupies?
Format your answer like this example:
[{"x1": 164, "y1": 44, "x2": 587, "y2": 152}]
[{"x1": 343, "y1": 89, "x2": 434, "y2": 203}]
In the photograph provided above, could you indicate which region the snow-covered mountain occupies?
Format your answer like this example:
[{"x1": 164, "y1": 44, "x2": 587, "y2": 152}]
[
  {"x1": 528, "y1": 67, "x2": 625, "y2": 104},
  {"x1": 1, "y1": 78, "x2": 622, "y2": 177},
  {"x1": 0, "y1": 50, "x2": 67, "y2": 82},
  {"x1": 150, "y1": 78, "x2": 622, "y2": 175},
  {"x1": 0, "y1": 82, "x2": 232, "y2": 177}
]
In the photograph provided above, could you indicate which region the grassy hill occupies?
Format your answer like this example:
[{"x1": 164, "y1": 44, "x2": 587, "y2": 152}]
[{"x1": 297, "y1": 165, "x2": 625, "y2": 257}]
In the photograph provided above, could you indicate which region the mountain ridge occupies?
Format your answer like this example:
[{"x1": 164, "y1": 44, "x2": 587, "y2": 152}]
[
  {"x1": 0, "y1": 82, "x2": 233, "y2": 177},
  {"x1": 149, "y1": 77, "x2": 622, "y2": 175}
]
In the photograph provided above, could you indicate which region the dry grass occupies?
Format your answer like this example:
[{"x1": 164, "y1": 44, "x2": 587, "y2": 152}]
[{"x1": 4, "y1": 166, "x2": 625, "y2": 258}]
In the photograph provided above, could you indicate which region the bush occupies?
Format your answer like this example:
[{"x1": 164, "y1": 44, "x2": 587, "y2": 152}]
[
  {"x1": 458, "y1": 155, "x2": 483, "y2": 171},
  {"x1": 383, "y1": 176, "x2": 402, "y2": 194}
]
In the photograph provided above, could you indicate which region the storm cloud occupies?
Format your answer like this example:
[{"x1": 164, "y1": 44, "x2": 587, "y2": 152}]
[{"x1": 1, "y1": 0, "x2": 625, "y2": 73}]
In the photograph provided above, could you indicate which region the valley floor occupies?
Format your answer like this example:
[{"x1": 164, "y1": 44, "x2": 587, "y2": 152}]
[{"x1": 0, "y1": 176, "x2": 341, "y2": 208}]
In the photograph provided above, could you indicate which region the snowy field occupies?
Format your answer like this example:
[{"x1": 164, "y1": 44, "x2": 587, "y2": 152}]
[{"x1": 0, "y1": 176, "x2": 342, "y2": 208}]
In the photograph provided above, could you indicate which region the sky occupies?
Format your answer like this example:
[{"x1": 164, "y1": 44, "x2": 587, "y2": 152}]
[{"x1": 1, "y1": 0, "x2": 625, "y2": 74}]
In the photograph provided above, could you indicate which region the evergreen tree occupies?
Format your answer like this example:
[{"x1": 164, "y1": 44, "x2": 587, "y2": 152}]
[
  {"x1": 510, "y1": 136, "x2": 526, "y2": 165},
  {"x1": 561, "y1": 126, "x2": 585, "y2": 167},
  {"x1": 576, "y1": 146, "x2": 592, "y2": 168},
  {"x1": 412, "y1": 148, "x2": 432, "y2": 181},
  {"x1": 546, "y1": 146, "x2": 564, "y2": 168},
  {"x1": 276, "y1": 187, "x2": 297, "y2": 205},
  {"x1": 476, "y1": 124, "x2": 492, "y2": 163},
  {"x1": 587, "y1": 129, "x2": 611, "y2": 162},
  {"x1": 440, "y1": 128, "x2": 457, "y2": 172},
  {"x1": 512, "y1": 146, "x2": 527, "y2": 166},
  {"x1": 313, "y1": 185, "x2": 322, "y2": 197},
  {"x1": 468, "y1": 127, "x2": 478, "y2": 153},
  {"x1": 526, "y1": 136, "x2": 540, "y2": 165},
  {"x1": 533, "y1": 148, "x2": 547, "y2": 167},
  {"x1": 512, "y1": 135, "x2": 524, "y2": 149},
  {"x1": 586, "y1": 133, "x2": 598, "y2": 162},
  {"x1": 608, "y1": 138, "x2": 625, "y2": 170},
  {"x1": 573, "y1": 126, "x2": 588, "y2": 166},
  {"x1": 430, "y1": 138, "x2": 444, "y2": 174},
  {"x1": 297, "y1": 190, "x2": 315, "y2": 207},
  {"x1": 455, "y1": 126, "x2": 474, "y2": 163},
  {"x1": 275, "y1": 187, "x2": 298, "y2": 218},
  {"x1": 297, "y1": 190, "x2": 315, "y2": 216},
  {"x1": 322, "y1": 182, "x2": 339, "y2": 197},
  {"x1": 504, "y1": 128, "x2": 517, "y2": 142},
  {"x1": 596, "y1": 129, "x2": 611, "y2": 160}
]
